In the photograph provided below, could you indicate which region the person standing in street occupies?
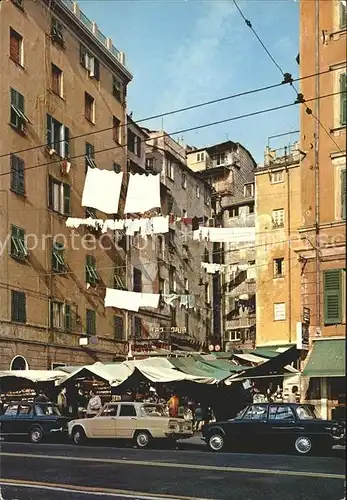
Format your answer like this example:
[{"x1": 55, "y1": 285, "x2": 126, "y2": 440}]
[
  {"x1": 76, "y1": 388, "x2": 87, "y2": 418},
  {"x1": 287, "y1": 385, "x2": 299, "y2": 403},
  {"x1": 57, "y1": 387, "x2": 68, "y2": 416},
  {"x1": 87, "y1": 390, "x2": 102, "y2": 418},
  {"x1": 168, "y1": 393, "x2": 179, "y2": 418}
]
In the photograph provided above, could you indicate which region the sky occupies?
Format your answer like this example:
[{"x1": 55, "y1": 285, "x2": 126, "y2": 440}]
[{"x1": 79, "y1": 0, "x2": 299, "y2": 163}]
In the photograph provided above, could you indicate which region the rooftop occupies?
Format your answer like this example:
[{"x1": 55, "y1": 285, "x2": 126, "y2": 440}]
[{"x1": 60, "y1": 0, "x2": 131, "y2": 78}]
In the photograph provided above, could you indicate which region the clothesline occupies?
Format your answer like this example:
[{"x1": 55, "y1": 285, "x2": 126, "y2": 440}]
[{"x1": 104, "y1": 288, "x2": 196, "y2": 312}]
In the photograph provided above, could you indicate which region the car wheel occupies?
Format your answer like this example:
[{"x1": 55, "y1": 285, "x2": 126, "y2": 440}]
[
  {"x1": 208, "y1": 433, "x2": 225, "y2": 452},
  {"x1": 135, "y1": 431, "x2": 151, "y2": 449},
  {"x1": 294, "y1": 436, "x2": 312, "y2": 455},
  {"x1": 29, "y1": 426, "x2": 43, "y2": 444},
  {"x1": 72, "y1": 427, "x2": 87, "y2": 445}
]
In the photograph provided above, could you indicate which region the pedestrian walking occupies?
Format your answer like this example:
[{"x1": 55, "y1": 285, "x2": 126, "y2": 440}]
[
  {"x1": 57, "y1": 387, "x2": 68, "y2": 416},
  {"x1": 287, "y1": 385, "x2": 299, "y2": 403},
  {"x1": 86, "y1": 390, "x2": 102, "y2": 418},
  {"x1": 167, "y1": 393, "x2": 179, "y2": 418},
  {"x1": 194, "y1": 403, "x2": 203, "y2": 431},
  {"x1": 76, "y1": 388, "x2": 87, "y2": 418}
]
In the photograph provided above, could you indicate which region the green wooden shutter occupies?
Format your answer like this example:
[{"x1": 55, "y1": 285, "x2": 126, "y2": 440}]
[
  {"x1": 65, "y1": 304, "x2": 72, "y2": 331},
  {"x1": 63, "y1": 183, "x2": 71, "y2": 214},
  {"x1": 340, "y1": 73, "x2": 347, "y2": 126},
  {"x1": 11, "y1": 154, "x2": 19, "y2": 191},
  {"x1": 64, "y1": 126, "x2": 70, "y2": 158},
  {"x1": 114, "y1": 315, "x2": 124, "y2": 339},
  {"x1": 324, "y1": 269, "x2": 342, "y2": 324},
  {"x1": 341, "y1": 169, "x2": 346, "y2": 220},
  {"x1": 18, "y1": 157, "x2": 25, "y2": 193},
  {"x1": 18, "y1": 92, "x2": 24, "y2": 113},
  {"x1": 48, "y1": 176, "x2": 54, "y2": 208}
]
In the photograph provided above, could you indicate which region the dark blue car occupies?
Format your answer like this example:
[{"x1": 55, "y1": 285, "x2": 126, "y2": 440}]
[
  {"x1": 0, "y1": 401, "x2": 69, "y2": 443},
  {"x1": 202, "y1": 403, "x2": 345, "y2": 455}
]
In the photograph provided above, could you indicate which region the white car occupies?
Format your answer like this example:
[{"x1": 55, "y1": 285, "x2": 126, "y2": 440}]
[{"x1": 68, "y1": 402, "x2": 193, "y2": 448}]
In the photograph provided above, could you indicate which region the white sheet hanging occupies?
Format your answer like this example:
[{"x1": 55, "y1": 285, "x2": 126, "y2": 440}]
[
  {"x1": 124, "y1": 173, "x2": 161, "y2": 214},
  {"x1": 104, "y1": 288, "x2": 141, "y2": 312},
  {"x1": 151, "y1": 216, "x2": 169, "y2": 234},
  {"x1": 66, "y1": 218, "x2": 84, "y2": 228},
  {"x1": 139, "y1": 293, "x2": 160, "y2": 308},
  {"x1": 82, "y1": 168, "x2": 123, "y2": 214}
]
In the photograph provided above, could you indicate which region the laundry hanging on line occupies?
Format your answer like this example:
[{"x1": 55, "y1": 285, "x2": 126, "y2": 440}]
[
  {"x1": 82, "y1": 168, "x2": 123, "y2": 214},
  {"x1": 65, "y1": 216, "x2": 169, "y2": 236},
  {"x1": 124, "y1": 173, "x2": 161, "y2": 214},
  {"x1": 201, "y1": 262, "x2": 226, "y2": 274},
  {"x1": 104, "y1": 288, "x2": 160, "y2": 312},
  {"x1": 193, "y1": 226, "x2": 255, "y2": 243}
]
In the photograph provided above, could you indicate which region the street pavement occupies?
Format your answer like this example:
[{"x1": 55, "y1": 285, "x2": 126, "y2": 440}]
[{"x1": 0, "y1": 439, "x2": 345, "y2": 500}]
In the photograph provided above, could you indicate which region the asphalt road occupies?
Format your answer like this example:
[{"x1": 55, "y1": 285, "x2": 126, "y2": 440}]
[{"x1": 0, "y1": 440, "x2": 345, "y2": 500}]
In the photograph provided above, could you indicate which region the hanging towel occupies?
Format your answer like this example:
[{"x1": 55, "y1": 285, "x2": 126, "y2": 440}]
[
  {"x1": 124, "y1": 219, "x2": 142, "y2": 236},
  {"x1": 139, "y1": 293, "x2": 160, "y2": 308},
  {"x1": 192, "y1": 217, "x2": 199, "y2": 231},
  {"x1": 188, "y1": 295, "x2": 196, "y2": 308},
  {"x1": 180, "y1": 295, "x2": 189, "y2": 307},
  {"x1": 151, "y1": 216, "x2": 169, "y2": 234},
  {"x1": 163, "y1": 294, "x2": 179, "y2": 306},
  {"x1": 82, "y1": 168, "x2": 123, "y2": 214},
  {"x1": 208, "y1": 227, "x2": 255, "y2": 243},
  {"x1": 124, "y1": 173, "x2": 161, "y2": 214},
  {"x1": 66, "y1": 218, "x2": 83, "y2": 229},
  {"x1": 104, "y1": 288, "x2": 141, "y2": 312}
]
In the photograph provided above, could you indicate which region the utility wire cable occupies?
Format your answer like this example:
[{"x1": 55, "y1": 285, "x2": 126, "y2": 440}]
[
  {"x1": 0, "y1": 68, "x2": 339, "y2": 160},
  {"x1": 0, "y1": 90, "x2": 342, "y2": 179},
  {"x1": 232, "y1": 0, "x2": 344, "y2": 154}
]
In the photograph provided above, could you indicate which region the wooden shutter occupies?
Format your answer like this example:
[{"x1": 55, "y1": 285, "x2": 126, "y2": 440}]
[
  {"x1": 80, "y1": 44, "x2": 87, "y2": 66},
  {"x1": 52, "y1": 65, "x2": 60, "y2": 94},
  {"x1": 324, "y1": 269, "x2": 342, "y2": 324},
  {"x1": 48, "y1": 176, "x2": 54, "y2": 208},
  {"x1": 11, "y1": 291, "x2": 26, "y2": 322},
  {"x1": 341, "y1": 169, "x2": 346, "y2": 220},
  {"x1": 94, "y1": 58, "x2": 100, "y2": 81},
  {"x1": 64, "y1": 126, "x2": 70, "y2": 158},
  {"x1": 10, "y1": 29, "x2": 20, "y2": 63},
  {"x1": 86, "y1": 309, "x2": 96, "y2": 335},
  {"x1": 65, "y1": 304, "x2": 72, "y2": 331},
  {"x1": 11, "y1": 154, "x2": 19, "y2": 191},
  {"x1": 340, "y1": 73, "x2": 347, "y2": 126},
  {"x1": 114, "y1": 316, "x2": 124, "y2": 339},
  {"x1": 46, "y1": 115, "x2": 53, "y2": 147},
  {"x1": 63, "y1": 183, "x2": 71, "y2": 214}
]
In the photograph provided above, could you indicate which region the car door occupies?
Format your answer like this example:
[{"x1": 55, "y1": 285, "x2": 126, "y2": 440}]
[
  {"x1": 234, "y1": 404, "x2": 269, "y2": 450},
  {"x1": 14, "y1": 403, "x2": 34, "y2": 436},
  {"x1": 267, "y1": 405, "x2": 301, "y2": 450},
  {"x1": 0, "y1": 404, "x2": 19, "y2": 436},
  {"x1": 88, "y1": 404, "x2": 118, "y2": 438},
  {"x1": 116, "y1": 404, "x2": 137, "y2": 438}
]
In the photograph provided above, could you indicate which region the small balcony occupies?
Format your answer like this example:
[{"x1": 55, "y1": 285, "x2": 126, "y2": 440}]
[
  {"x1": 225, "y1": 314, "x2": 256, "y2": 330},
  {"x1": 227, "y1": 280, "x2": 256, "y2": 298}
]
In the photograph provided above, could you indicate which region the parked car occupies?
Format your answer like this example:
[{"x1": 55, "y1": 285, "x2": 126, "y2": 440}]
[
  {"x1": 0, "y1": 401, "x2": 69, "y2": 443},
  {"x1": 202, "y1": 403, "x2": 345, "y2": 455},
  {"x1": 68, "y1": 402, "x2": 193, "y2": 448}
]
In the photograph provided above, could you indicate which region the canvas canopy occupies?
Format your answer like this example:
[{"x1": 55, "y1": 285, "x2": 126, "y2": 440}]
[{"x1": 0, "y1": 370, "x2": 67, "y2": 383}]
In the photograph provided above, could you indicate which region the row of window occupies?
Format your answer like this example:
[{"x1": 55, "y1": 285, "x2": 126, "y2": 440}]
[
  {"x1": 11, "y1": 290, "x2": 126, "y2": 338},
  {"x1": 165, "y1": 160, "x2": 208, "y2": 203},
  {"x1": 9, "y1": 20, "x2": 125, "y2": 103}
]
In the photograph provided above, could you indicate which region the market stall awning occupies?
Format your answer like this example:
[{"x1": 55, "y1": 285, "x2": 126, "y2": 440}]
[
  {"x1": 57, "y1": 362, "x2": 133, "y2": 387},
  {"x1": 169, "y1": 358, "x2": 229, "y2": 382},
  {"x1": 124, "y1": 358, "x2": 215, "y2": 385},
  {"x1": 233, "y1": 353, "x2": 267, "y2": 364},
  {"x1": 302, "y1": 339, "x2": 345, "y2": 378},
  {"x1": 0, "y1": 370, "x2": 67, "y2": 383}
]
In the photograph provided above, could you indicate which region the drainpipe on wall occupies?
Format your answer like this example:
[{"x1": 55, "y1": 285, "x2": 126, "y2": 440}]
[
  {"x1": 314, "y1": 0, "x2": 321, "y2": 335},
  {"x1": 286, "y1": 163, "x2": 292, "y2": 343}
]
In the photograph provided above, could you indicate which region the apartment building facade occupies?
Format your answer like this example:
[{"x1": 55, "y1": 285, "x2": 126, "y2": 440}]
[
  {"x1": 186, "y1": 141, "x2": 256, "y2": 351},
  {"x1": 255, "y1": 140, "x2": 302, "y2": 348},
  {"x1": 297, "y1": 0, "x2": 346, "y2": 420},
  {"x1": 297, "y1": 0, "x2": 346, "y2": 340},
  {"x1": 144, "y1": 130, "x2": 214, "y2": 351},
  {"x1": 0, "y1": 0, "x2": 132, "y2": 369}
]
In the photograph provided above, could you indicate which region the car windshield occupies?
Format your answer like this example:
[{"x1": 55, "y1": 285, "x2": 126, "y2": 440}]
[
  {"x1": 233, "y1": 408, "x2": 247, "y2": 420},
  {"x1": 296, "y1": 405, "x2": 321, "y2": 420},
  {"x1": 139, "y1": 405, "x2": 165, "y2": 417},
  {"x1": 35, "y1": 404, "x2": 61, "y2": 416}
]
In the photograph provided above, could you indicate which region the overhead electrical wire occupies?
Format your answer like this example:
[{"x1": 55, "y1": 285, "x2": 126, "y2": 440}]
[
  {"x1": 232, "y1": 0, "x2": 344, "y2": 154},
  {"x1": 0, "y1": 68, "x2": 340, "y2": 160},
  {"x1": 0, "y1": 90, "x2": 343, "y2": 180}
]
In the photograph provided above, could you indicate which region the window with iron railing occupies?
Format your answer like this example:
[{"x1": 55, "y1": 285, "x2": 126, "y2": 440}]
[
  {"x1": 52, "y1": 242, "x2": 65, "y2": 273},
  {"x1": 10, "y1": 225, "x2": 27, "y2": 260},
  {"x1": 86, "y1": 255, "x2": 99, "y2": 284}
]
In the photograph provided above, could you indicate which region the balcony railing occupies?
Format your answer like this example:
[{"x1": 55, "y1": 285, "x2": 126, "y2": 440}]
[
  {"x1": 60, "y1": 0, "x2": 125, "y2": 67},
  {"x1": 225, "y1": 314, "x2": 256, "y2": 330},
  {"x1": 227, "y1": 280, "x2": 256, "y2": 298}
]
